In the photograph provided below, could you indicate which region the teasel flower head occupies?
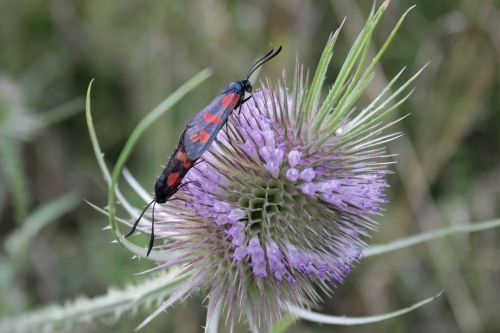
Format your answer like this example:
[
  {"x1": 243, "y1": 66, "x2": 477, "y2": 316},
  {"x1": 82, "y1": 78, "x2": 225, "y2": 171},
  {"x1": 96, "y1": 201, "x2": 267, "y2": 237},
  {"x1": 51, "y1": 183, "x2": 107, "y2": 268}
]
[{"x1": 133, "y1": 2, "x2": 423, "y2": 331}]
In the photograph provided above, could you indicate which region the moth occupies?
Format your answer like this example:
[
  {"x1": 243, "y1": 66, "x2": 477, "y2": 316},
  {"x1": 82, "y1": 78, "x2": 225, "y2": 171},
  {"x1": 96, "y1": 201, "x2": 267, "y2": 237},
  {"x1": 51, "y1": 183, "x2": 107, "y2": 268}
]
[{"x1": 126, "y1": 47, "x2": 282, "y2": 256}]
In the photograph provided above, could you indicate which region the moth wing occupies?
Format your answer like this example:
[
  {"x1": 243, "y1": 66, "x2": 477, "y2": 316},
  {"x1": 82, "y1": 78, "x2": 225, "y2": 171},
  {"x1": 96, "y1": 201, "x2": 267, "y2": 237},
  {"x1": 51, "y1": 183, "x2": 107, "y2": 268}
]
[{"x1": 183, "y1": 92, "x2": 239, "y2": 160}]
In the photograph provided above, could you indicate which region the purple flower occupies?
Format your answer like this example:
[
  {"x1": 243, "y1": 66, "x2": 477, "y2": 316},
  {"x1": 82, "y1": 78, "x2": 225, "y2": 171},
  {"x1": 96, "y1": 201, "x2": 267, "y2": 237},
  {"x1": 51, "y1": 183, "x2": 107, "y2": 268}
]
[
  {"x1": 288, "y1": 150, "x2": 301, "y2": 167},
  {"x1": 248, "y1": 236, "x2": 267, "y2": 277},
  {"x1": 285, "y1": 168, "x2": 299, "y2": 182},
  {"x1": 128, "y1": 8, "x2": 417, "y2": 329},
  {"x1": 266, "y1": 240, "x2": 287, "y2": 281},
  {"x1": 299, "y1": 168, "x2": 315, "y2": 182},
  {"x1": 152, "y1": 82, "x2": 395, "y2": 328}
]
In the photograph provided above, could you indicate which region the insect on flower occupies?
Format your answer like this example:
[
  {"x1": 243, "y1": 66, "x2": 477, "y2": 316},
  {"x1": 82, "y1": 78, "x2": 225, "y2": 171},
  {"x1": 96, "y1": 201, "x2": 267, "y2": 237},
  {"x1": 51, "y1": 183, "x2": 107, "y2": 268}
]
[{"x1": 126, "y1": 46, "x2": 282, "y2": 256}]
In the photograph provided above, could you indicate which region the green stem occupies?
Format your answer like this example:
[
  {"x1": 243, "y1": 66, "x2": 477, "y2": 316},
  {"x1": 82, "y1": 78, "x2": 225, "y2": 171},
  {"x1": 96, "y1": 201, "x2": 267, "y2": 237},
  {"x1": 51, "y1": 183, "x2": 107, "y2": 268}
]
[{"x1": 0, "y1": 137, "x2": 29, "y2": 224}]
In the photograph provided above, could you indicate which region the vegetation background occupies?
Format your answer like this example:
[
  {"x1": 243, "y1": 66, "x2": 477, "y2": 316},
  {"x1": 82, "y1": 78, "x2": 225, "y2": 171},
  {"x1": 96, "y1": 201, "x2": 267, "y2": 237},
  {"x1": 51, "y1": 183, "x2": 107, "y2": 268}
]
[{"x1": 0, "y1": 0, "x2": 499, "y2": 332}]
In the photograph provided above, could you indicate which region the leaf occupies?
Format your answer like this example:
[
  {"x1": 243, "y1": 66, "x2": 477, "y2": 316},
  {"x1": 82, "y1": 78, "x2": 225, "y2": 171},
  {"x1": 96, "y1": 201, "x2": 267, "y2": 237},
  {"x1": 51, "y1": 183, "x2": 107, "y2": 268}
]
[
  {"x1": 36, "y1": 97, "x2": 84, "y2": 128},
  {"x1": 364, "y1": 218, "x2": 500, "y2": 257},
  {"x1": 0, "y1": 138, "x2": 29, "y2": 223},
  {"x1": 303, "y1": 21, "x2": 343, "y2": 130},
  {"x1": 5, "y1": 193, "x2": 80, "y2": 257},
  {"x1": 0, "y1": 270, "x2": 185, "y2": 333},
  {"x1": 288, "y1": 291, "x2": 443, "y2": 325}
]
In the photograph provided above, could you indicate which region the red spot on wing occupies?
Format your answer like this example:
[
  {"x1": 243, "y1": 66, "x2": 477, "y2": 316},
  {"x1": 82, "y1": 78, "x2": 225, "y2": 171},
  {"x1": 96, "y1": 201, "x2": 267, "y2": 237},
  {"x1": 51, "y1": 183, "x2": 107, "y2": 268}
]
[
  {"x1": 188, "y1": 131, "x2": 210, "y2": 144},
  {"x1": 176, "y1": 151, "x2": 193, "y2": 167},
  {"x1": 167, "y1": 172, "x2": 181, "y2": 188},
  {"x1": 176, "y1": 150, "x2": 188, "y2": 162},
  {"x1": 199, "y1": 131, "x2": 210, "y2": 144},
  {"x1": 203, "y1": 113, "x2": 222, "y2": 125},
  {"x1": 189, "y1": 132, "x2": 199, "y2": 142},
  {"x1": 221, "y1": 93, "x2": 238, "y2": 108}
]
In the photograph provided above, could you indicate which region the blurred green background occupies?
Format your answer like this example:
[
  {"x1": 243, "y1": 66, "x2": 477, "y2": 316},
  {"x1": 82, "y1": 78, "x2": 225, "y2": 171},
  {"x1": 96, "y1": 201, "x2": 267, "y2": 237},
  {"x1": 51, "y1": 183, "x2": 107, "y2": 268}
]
[{"x1": 0, "y1": 0, "x2": 499, "y2": 332}]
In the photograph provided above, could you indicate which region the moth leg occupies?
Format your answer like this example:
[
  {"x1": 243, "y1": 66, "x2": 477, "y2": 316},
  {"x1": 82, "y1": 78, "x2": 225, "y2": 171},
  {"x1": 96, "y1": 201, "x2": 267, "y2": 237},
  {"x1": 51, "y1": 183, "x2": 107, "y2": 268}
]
[
  {"x1": 193, "y1": 159, "x2": 204, "y2": 167},
  {"x1": 238, "y1": 97, "x2": 252, "y2": 114},
  {"x1": 223, "y1": 120, "x2": 233, "y2": 145},
  {"x1": 179, "y1": 180, "x2": 201, "y2": 190}
]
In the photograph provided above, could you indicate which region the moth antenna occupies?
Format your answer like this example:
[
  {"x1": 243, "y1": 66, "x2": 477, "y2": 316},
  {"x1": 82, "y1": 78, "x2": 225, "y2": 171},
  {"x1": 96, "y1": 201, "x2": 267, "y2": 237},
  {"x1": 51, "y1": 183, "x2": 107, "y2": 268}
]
[
  {"x1": 246, "y1": 46, "x2": 282, "y2": 81},
  {"x1": 125, "y1": 199, "x2": 155, "y2": 238},
  {"x1": 245, "y1": 48, "x2": 275, "y2": 79},
  {"x1": 147, "y1": 201, "x2": 157, "y2": 257}
]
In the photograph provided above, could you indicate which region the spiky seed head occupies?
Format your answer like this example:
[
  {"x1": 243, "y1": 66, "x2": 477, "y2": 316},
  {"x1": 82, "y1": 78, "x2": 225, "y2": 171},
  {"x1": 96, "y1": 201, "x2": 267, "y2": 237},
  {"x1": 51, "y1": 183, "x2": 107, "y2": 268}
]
[{"x1": 137, "y1": 3, "x2": 420, "y2": 330}]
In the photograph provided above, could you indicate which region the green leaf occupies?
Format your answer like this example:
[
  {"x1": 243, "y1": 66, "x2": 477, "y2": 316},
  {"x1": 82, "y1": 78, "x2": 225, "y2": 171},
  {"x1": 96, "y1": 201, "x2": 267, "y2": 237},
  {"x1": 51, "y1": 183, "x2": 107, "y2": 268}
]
[
  {"x1": 288, "y1": 291, "x2": 443, "y2": 325},
  {"x1": 36, "y1": 97, "x2": 84, "y2": 128},
  {"x1": 364, "y1": 218, "x2": 500, "y2": 257},
  {"x1": 0, "y1": 270, "x2": 185, "y2": 333},
  {"x1": 303, "y1": 23, "x2": 343, "y2": 135},
  {"x1": 316, "y1": 1, "x2": 388, "y2": 130},
  {"x1": 309, "y1": 2, "x2": 418, "y2": 149},
  {"x1": 0, "y1": 138, "x2": 29, "y2": 223},
  {"x1": 5, "y1": 193, "x2": 80, "y2": 258}
]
